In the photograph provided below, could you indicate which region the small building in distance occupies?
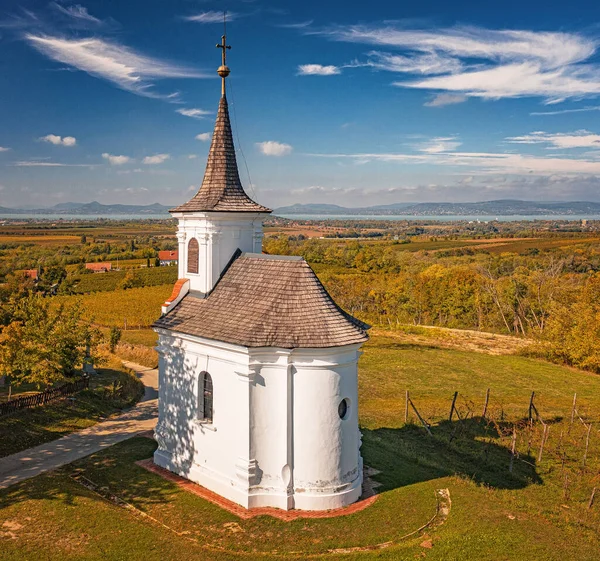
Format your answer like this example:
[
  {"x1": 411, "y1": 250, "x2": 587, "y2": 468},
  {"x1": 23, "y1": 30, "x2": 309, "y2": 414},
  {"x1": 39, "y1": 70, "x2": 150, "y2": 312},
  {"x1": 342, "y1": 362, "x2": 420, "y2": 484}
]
[
  {"x1": 85, "y1": 262, "x2": 112, "y2": 273},
  {"x1": 24, "y1": 269, "x2": 38, "y2": 280},
  {"x1": 158, "y1": 250, "x2": 178, "y2": 266}
]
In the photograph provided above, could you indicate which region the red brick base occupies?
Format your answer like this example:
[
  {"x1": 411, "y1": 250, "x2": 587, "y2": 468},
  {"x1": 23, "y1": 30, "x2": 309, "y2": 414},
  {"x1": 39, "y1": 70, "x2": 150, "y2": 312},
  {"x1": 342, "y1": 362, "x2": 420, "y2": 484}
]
[{"x1": 136, "y1": 459, "x2": 378, "y2": 521}]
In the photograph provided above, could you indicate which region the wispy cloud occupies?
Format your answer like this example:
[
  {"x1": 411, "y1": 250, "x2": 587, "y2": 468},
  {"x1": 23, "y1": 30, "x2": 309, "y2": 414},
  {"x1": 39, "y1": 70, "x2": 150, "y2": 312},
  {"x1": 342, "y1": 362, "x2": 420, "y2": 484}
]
[
  {"x1": 530, "y1": 106, "x2": 600, "y2": 116},
  {"x1": 52, "y1": 3, "x2": 101, "y2": 24},
  {"x1": 309, "y1": 150, "x2": 600, "y2": 175},
  {"x1": 195, "y1": 132, "x2": 211, "y2": 141},
  {"x1": 0, "y1": 147, "x2": 10, "y2": 152},
  {"x1": 424, "y1": 93, "x2": 467, "y2": 107},
  {"x1": 143, "y1": 153, "x2": 170, "y2": 165},
  {"x1": 176, "y1": 108, "x2": 212, "y2": 119},
  {"x1": 310, "y1": 24, "x2": 600, "y2": 103},
  {"x1": 506, "y1": 130, "x2": 600, "y2": 149},
  {"x1": 13, "y1": 160, "x2": 91, "y2": 167},
  {"x1": 416, "y1": 136, "x2": 462, "y2": 154},
  {"x1": 39, "y1": 134, "x2": 76, "y2": 146},
  {"x1": 277, "y1": 20, "x2": 313, "y2": 29},
  {"x1": 256, "y1": 141, "x2": 293, "y2": 156},
  {"x1": 25, "y1": 34, "x2": 206, "y2": 100},
  {"x1": 183, "y1": 11, "x2": 237, "y2": 24},
  {"x1": 102, "y1": 153, "x2": 131, "y2": 165},
  {"x1": 297, "y1": 64, "x2": 341, "y2": 76}
]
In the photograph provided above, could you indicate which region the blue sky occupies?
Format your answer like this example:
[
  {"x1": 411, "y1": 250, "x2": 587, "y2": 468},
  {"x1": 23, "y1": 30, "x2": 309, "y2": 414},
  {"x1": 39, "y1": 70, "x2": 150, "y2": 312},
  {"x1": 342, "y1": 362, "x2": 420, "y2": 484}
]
[{"x1": 2, "y1": 0, "x2": 600, "y2": 208}]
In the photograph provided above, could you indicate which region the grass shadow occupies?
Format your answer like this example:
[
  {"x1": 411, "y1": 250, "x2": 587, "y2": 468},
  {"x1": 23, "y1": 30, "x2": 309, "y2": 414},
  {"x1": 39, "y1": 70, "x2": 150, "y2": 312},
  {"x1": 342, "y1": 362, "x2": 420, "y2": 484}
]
[{"x1": 361, "y1": 416, "x2": 542, "y2": 492}]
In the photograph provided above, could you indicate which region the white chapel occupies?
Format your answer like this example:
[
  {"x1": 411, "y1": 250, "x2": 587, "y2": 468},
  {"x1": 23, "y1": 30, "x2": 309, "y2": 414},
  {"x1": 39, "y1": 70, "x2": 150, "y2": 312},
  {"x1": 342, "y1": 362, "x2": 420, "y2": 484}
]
[{"x1": 152, "y1": 34, "x2": 370, "y2": 511}]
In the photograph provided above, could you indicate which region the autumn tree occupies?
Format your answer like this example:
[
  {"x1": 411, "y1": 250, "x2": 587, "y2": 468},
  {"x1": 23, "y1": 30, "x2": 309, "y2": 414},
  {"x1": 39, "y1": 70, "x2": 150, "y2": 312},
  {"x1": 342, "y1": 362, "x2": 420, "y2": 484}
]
[{"x1": 0, "y1": 295, "x2": 101, "y2": 388}]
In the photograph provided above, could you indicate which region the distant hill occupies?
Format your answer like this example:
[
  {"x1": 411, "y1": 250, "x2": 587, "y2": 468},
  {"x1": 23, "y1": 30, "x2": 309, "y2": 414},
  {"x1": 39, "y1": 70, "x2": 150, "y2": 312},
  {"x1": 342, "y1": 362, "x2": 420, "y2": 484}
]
[
  {"x1": 275, "y1": 200, "x2": 600, "y2": 216},
  {"x1": 0, "y1": 201, "x2": 172, "y2": 216}
]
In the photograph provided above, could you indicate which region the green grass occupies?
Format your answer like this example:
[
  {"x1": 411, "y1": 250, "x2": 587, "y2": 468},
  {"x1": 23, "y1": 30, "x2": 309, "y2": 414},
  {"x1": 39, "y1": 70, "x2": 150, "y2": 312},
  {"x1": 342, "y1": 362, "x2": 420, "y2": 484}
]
[
  {"x1": 360, "y1": 334, "x2": 600, "y2": 429},
  {"x1": 2, "y1": 335, "x2": 600, "y2": 559},
  {"x1": 0, "y1": 360, "x2": 143, "y2": 458}
]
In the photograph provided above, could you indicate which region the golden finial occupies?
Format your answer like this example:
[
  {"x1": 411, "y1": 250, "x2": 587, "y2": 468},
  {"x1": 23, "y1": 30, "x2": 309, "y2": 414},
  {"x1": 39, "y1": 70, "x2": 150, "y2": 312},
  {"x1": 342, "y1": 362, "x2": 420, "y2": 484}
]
[{"x1": 216, "y1": 11, "x2": 231, "y2": 96}]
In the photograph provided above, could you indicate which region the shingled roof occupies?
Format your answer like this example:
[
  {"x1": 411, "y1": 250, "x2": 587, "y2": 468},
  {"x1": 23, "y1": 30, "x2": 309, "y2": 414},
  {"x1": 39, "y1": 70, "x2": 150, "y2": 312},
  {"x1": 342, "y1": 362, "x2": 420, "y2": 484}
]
[
  {"x1": 171, "y1": 96, "x2": 271, "y2": 214},
  {"x1": 154, "y1": 253, "x2": 369, "y2": 348}
]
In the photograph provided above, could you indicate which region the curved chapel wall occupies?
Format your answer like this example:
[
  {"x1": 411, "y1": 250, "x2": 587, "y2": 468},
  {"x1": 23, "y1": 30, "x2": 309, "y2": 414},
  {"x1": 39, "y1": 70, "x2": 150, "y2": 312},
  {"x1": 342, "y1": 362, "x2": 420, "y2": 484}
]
[{"x1": 290, "y1": 348, "x2": 362, "y2": 509}]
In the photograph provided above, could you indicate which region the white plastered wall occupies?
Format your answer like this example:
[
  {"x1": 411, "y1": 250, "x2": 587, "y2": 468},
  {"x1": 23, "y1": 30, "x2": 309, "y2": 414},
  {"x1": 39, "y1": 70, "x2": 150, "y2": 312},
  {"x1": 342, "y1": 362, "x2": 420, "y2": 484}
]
[
  {"x1": 154, "y1": 328, "x2": 364, "y2": 511},
  {"x1": 172, "y1": 211, "x2": 267, "y2": 294}
]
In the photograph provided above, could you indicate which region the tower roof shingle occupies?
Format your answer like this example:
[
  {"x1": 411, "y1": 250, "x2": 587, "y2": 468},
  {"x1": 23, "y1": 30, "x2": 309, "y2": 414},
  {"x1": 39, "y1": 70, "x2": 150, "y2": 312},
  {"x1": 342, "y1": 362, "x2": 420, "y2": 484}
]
[{"x1": 171, "y1": 96, "x2": 271, "y2": 214}]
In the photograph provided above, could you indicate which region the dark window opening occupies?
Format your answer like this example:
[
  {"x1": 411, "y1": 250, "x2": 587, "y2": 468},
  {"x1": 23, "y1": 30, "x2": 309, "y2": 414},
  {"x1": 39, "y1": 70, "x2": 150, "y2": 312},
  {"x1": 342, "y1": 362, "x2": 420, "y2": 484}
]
[
  {"x1": 338, "y1": 398, "x2": 349, "y2": 420},
  {"x1": 201, "y1": 371, "x2": 213, "y2": 423},
  {"x1": 187, "y1": 238, "x2": 199, "y2": 274}
]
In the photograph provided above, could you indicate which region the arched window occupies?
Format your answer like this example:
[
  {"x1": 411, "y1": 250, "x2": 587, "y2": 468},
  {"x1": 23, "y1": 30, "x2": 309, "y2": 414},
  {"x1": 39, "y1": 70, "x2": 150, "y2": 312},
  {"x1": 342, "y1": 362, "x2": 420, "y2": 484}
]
[
  {"x1": 199, "y1": 371, "x2": 213, "y2": 423},
  {"x1": 187, "y1": 238, "x2": 199, "y2": 274}
]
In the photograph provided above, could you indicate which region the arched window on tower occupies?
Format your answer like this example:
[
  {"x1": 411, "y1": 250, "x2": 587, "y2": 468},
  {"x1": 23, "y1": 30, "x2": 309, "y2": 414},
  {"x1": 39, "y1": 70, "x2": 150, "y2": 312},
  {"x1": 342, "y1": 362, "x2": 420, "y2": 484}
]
[
  {"x1": 187, "y1": 238, "x2": 199, "y2": 274},
  {"x1": 199, "y1": 371, "x2": 213, "y2": 423}
]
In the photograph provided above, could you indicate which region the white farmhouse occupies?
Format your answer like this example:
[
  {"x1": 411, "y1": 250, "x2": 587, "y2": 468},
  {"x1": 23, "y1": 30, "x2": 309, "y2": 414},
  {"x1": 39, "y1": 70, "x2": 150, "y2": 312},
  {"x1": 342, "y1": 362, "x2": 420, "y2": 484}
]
[{"x1": 152, "y1": 34, "x2": 369, "y2": 511}]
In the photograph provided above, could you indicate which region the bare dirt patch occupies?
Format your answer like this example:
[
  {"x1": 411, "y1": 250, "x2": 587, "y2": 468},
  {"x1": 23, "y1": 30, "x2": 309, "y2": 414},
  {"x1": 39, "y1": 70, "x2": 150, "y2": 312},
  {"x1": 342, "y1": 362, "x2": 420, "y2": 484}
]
[{"x1": 374, "y1": 326, "x2": 530, "y2": 355}]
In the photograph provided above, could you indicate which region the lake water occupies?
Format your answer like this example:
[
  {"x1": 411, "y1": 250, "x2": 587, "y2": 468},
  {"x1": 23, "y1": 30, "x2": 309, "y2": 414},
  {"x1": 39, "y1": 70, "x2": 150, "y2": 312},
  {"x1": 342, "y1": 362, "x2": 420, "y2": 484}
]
[
  {"x1": 277, "y1": 214, "x2": 599, "y2": 222},
  {"x1": 0, "y1": 212, "x2": 597, "y2": 222}
]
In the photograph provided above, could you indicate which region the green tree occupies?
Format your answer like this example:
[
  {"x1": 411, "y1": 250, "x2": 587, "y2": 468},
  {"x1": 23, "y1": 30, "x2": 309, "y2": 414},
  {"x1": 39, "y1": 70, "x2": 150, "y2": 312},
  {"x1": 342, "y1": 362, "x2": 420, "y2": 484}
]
[
  {"x1": 109, "y1": 326, "x2": 122, "y2": 353},
  {"x1": 0, "y1": 295, "x2": 101, "y2": 388}
]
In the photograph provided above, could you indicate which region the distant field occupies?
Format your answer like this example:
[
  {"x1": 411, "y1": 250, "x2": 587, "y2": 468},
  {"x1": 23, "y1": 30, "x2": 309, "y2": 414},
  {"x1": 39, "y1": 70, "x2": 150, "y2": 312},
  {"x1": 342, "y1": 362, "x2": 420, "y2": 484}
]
[
  {"x1": 54, "y1": 284, "x2": 172, "y2": 328},
  {"x1": 70, "y1": 266, "x2": 177, "y2": 293},
  {"x1": 0, "y1": 235, "x2": 81, "y2": 246}
]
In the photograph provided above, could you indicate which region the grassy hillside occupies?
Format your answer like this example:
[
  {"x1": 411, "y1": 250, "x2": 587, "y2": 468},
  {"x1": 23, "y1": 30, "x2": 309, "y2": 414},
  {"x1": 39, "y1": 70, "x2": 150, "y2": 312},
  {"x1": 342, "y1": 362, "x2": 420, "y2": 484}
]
[{"x1": 2, "y1": 332, "x2": 600, "y2": 559}]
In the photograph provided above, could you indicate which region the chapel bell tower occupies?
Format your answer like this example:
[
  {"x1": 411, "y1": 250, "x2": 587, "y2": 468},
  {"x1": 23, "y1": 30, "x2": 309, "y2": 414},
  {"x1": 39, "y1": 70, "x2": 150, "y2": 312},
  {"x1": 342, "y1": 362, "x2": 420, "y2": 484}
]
[{"x1": 170, "y1": 33, "x2": 271, "y2": 295}]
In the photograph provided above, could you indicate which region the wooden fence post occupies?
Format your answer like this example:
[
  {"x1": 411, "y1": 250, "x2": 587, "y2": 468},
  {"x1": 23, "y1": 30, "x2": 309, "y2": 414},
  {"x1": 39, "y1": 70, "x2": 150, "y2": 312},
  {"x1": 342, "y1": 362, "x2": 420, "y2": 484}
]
[
  {"x1": 404, "y1": 390, "x2": 409, "y2": 424},
  {"x1": 583, "y1": 423, "x2": 592, "y2": 468},
  {"x1": 538, "y1": 424, "x2": 549, "y2": 463},
  {"x1": 449, "y1": 391, "x2": 458, "y2": 422},
  {"x1": 482, "y1": 388, "x2": 490, "y2": 420},
  {"x1": 528, "y1": 391, "x2": 535, "y2": 422},
  {"x1": 408, "y1": 397, "x2": 432, "y2": 436},
  {"x1": 588, "y1": 487, "x2": 597, "y2": 509},
  {"x1": 509, "y1": 426, "x2": 517, "y2": 473},
  {"x1": 569, "y1": 393, "x2": 577, "y2": 433}
]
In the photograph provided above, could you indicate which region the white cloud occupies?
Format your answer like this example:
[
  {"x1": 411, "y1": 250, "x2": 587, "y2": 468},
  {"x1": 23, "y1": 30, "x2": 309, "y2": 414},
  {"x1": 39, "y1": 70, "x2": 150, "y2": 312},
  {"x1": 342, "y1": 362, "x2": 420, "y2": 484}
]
[
  {"x1": 183, "y1": 11, "x2": 238, "y2": 23},
  {"x1": 143, "y1": 153, "x2": 170, "y2": 165},
  {"x1": 53, "y1": 3, "x2": 101, "y2": 24},
  {"x1": 277, "y1": 20, "x2": 313, "y2": 29},
  {"x1": 13, "y1": 160, "x2": 91, "y2": 167},
  {"x1": 102, "y1": 153, "x2": 131, "y2": 165},
  {"x1": 530, "y1": 106, "x2": 600, "y2": 116},
  {"x1": 195, "y1": 132, "x2": 211, "y2": 141},
  {"x1": 297, "y1": 64, "x2": 341, "y2": 76},
  {"x1": 25, "y1": 34, "x2": 205, "y2": 100},
  {"x1": 40, "y1": 134, "x2": 77, "y2": 146},
  {"x1": 424, "y1": 93, "x2": 467, "y2": 107},
  {"x1": 312, "y1": 24, "x2": 600, "y2": 103},
  {"x1": 416, "y1": 137, "x2": 462, "y2": 154},
  {"x1": 0, "y1": 147, "x2": 10, "y2": 152},
  {"x1": 506, "y1": 130, "x2": 600, "y2": 149},
  {"x1": 256, "y1": 141, "x2": 293, "y2": 156},
  {"x1": 309, "y1": 149, "x2": 600, "y2": 175},
  {"x1": 188, "y1": 154, "x2": 198, "y2": 159},
  {"x1": 177, "y1": 108, "x2": 212, "y2": 119}
]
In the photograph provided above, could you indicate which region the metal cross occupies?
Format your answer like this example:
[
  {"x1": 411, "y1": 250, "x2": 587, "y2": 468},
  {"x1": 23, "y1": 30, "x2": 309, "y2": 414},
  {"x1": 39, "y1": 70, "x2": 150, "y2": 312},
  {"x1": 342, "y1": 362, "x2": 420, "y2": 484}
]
[{"x1": 216, "y1": 35, "x2": 231, "y2": 66}]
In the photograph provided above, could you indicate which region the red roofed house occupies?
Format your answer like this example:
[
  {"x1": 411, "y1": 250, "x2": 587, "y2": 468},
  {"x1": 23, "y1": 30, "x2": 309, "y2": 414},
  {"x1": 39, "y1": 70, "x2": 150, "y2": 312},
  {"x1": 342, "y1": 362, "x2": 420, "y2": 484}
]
[
  {"x1": 85, "y1": 262, "x2": 112, "y2": 273},
  {"x1": 158, "y1": 250, "x2": 178, "y2": 266},
  {"x1": 24, "y1": 269, "x2": 38, "y2": 280},
  {"x1": 152, "y1": 34, "x2": 369, "y2": 513}
]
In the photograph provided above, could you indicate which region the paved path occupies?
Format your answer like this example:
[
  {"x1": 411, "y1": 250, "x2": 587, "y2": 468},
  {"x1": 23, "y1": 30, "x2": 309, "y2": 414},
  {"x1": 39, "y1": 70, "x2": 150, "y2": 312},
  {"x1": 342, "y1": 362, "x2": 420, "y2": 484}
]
[{"x1": 0, "y1": 362, "x2": 158, "y2": 490}]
